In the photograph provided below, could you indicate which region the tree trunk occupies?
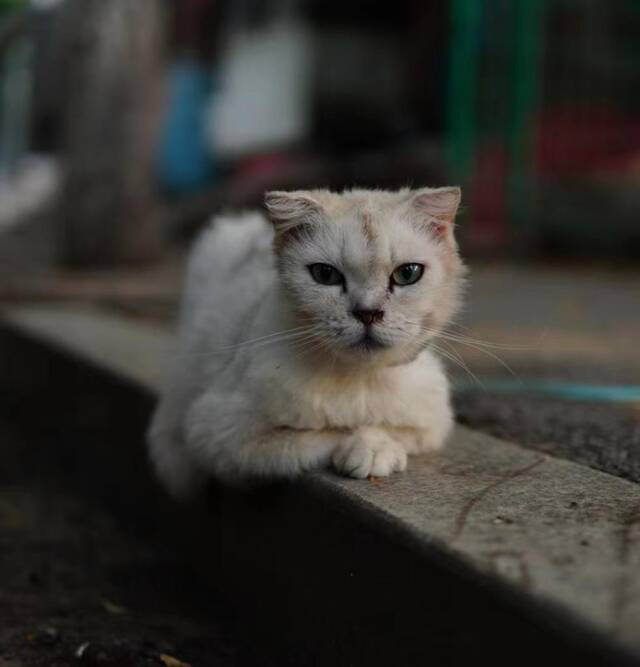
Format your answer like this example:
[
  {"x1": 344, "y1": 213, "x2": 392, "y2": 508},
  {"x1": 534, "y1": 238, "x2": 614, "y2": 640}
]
[{"x1": 56, "y1": 0, "x2": 167, "y2": 267}]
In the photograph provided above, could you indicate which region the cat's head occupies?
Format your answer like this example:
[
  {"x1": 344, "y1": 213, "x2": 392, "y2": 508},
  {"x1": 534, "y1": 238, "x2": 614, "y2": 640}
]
[{"x1": 265, "y1": 187, "x2": 466, "y2": 366}]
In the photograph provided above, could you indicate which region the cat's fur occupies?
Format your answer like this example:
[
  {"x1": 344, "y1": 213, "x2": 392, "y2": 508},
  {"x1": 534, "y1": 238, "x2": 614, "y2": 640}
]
[{"x1": 148, "y1": 187, "x2": 465, "y2": 498}]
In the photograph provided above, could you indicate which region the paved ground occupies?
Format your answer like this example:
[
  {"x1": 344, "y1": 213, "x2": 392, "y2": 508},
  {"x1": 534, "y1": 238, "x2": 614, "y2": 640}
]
[
  {"x1": 0, "y1": 418, "x2": 242, "y2": 667},
  {"x1": 457, "y1": 262, "x2": 640, "y2": 383},
  {"x1": 448, "y1": 264, "x2": 640, "y2": 482}
]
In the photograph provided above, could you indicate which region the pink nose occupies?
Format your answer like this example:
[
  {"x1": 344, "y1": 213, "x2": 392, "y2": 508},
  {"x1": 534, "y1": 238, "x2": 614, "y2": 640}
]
[{"x1": 352, "y1": 309, "x2": 384, "y2": 326}]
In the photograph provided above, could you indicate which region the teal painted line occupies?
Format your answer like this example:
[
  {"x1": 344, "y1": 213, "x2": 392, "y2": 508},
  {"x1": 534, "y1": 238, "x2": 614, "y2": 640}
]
[{"x1": 456, "y1": 380, "x2": 640, "y2": 404}]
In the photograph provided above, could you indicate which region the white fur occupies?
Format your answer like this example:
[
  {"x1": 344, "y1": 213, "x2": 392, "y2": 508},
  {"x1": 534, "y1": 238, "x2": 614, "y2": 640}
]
[{"x1": 148, "y1": 188, "x2": 465, "y2": 498}]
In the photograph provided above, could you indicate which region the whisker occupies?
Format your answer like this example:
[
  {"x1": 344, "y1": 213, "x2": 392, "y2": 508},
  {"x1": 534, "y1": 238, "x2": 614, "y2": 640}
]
[
  {"x1": 435, "y1": 333, "x2": 522, "y2": 383},
  {"x1": 286, "y1": 333, "x2": 325, "y2": 352},
  {"x1": 437, "y1": 338, "x2": 485, "y2": 389},
  {"x1": 438, "y1": 329, "x2": 532, "y2": 351},
  {"x1": 289, "y1": 335, "x2": 331, "y2": 360},
  {"x1": 180, "y1": 327, "x2": 318, "y2": 360},
  {"x1": 428, "y1": 341, "x2": 484, "y2": 388},
  {"x1": 408, "y1": 319, "x2": 523, "y2": 384},
  {"x1": 448, "y1": 321, "x2": 550, "y2": 350},
  {"x1": 218, "y1": 324, "x2": 313, "y2": 351}
]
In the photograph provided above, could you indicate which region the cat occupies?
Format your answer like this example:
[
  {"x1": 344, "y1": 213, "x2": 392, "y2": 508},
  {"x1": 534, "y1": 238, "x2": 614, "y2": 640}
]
[{"x1": 148, "y1": 186, "x2": 466, "y2": 498}]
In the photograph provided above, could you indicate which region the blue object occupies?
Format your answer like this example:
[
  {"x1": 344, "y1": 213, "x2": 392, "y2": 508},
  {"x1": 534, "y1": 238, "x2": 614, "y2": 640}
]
[
  {"x1": 457, "y1": 379, "x2": 640, "y2": 404},
  {"x1": 157, "y1": 60, "x2": 215, "y2": 193}
]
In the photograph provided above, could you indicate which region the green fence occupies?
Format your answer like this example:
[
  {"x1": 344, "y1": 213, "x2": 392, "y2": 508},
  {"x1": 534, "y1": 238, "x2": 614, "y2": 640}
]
[{"x1": 447, "y1": 0, "x2": 640, "y2": 257}]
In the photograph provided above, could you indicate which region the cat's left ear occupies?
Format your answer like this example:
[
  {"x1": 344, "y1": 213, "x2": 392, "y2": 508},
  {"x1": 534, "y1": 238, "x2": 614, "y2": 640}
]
[
  {"x1": 264, "y1": 191, "x2": 324, "y2": 241},
  {"x1": 409, "y1": 187, "x2": 461, "y2": 241}
]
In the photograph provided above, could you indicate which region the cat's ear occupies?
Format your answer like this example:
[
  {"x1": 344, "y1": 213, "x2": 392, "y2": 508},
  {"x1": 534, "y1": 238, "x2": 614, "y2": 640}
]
[
  {"x1": 409, "y1": 187, "x2": 461, "y2": 241},
  {"x1": 264, "y1": 191, "x2": 324, "y2": 240}
]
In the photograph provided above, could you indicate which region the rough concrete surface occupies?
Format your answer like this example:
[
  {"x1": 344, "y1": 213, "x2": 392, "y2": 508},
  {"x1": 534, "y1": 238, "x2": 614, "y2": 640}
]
[
  {"x1": 454, "y1": 390, "x2": 640, "y2": 484},
  {"x1": 4, "y1": 304, "x2": 172, "y2": 391},
  {"x1": 3, "y1": 304, "x2": 640, "y2": 659},
  {"x1": 322, "y1": 426, "x2": 640, "y2": 649}
]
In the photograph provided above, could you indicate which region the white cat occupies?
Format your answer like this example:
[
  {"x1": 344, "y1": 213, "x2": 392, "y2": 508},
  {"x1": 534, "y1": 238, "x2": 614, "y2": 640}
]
[{"x1": 148, "y1": 187, "x2": 466, "y2": 498}]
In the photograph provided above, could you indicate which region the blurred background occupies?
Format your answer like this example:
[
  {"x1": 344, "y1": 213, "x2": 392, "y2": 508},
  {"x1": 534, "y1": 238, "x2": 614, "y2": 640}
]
[
  {"x1": 2, "y1": 0, "x2": 640, "y2": 262},
  {"x1": 1, "y1": 2, "x2": 640, "y2": 664},
  {"x1": 1, "y1": 0, "x2": 639, "y2": 410}
]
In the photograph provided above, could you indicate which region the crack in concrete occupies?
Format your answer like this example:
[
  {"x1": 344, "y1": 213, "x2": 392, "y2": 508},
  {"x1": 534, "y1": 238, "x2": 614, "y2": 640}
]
[{"x1": 452, "y1": 456, "x2": 547, "y2": 541}]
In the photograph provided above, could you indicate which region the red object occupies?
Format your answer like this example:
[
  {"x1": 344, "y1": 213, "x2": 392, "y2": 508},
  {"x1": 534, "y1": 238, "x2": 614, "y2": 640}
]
[
  {"x1": 536, "y1": 108, "x2": 640, "y2": 176},
  {"x1": 466, "y1": 143, "x2": 509, "y2": 252}
]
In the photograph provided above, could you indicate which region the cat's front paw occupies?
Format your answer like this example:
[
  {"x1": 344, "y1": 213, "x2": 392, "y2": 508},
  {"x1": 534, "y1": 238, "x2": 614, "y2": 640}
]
[{"x1": 332, "y1": 428, "x2": 407, "y2": 479}]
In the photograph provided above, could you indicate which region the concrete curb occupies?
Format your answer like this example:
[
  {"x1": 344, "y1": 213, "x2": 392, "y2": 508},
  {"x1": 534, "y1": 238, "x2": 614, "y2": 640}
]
[{"x1": 2, "y1": 305, "x2": 639, "y2": 666}]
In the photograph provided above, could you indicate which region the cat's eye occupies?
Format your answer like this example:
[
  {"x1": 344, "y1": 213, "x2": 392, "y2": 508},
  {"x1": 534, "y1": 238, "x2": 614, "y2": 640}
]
[
  {"x1": 391, "y1": 263, "x2": 424, "y2": 287},
  {"x1": 308, "y1": 263, "x2": 344, "y2": 286}
]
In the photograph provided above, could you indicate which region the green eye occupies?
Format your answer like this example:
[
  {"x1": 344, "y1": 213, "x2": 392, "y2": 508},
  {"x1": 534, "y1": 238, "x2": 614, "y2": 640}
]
[
  {"x1": 309, "y1": 263, "x2": 344, "y2": 286},
  {"x1": 391, "y1": 263, "x2": 424, "y2": 286}
]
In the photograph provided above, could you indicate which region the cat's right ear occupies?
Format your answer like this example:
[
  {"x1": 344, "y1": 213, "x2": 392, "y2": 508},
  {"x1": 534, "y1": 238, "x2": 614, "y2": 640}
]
[{"x1": 264, "y1": 191, "x2": 324, "y2": 241}]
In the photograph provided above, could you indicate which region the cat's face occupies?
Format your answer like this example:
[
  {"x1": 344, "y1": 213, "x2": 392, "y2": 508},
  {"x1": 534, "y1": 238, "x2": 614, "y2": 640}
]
[{"x1": 266, "y1": 188, "x2": 465, "y2": 366}]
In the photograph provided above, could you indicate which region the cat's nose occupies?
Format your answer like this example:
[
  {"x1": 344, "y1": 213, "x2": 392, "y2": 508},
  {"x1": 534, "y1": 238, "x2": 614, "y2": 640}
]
[{"x1": 352, "y1": 308, "x2": 384, "y2": 326}]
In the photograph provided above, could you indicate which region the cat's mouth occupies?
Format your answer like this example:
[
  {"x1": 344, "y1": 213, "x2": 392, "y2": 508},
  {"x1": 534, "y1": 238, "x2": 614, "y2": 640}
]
[{"x1": 353, "y1": 331, "x2": 388, "y2": 351}]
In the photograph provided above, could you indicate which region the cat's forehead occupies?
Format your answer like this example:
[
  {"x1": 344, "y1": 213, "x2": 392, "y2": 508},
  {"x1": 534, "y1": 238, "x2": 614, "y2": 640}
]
[
  {"x1": 315, "y1": 189, "x2": 410, "y2": 217},
  {"x1": 321, "y1": 200, "x2": 434, "y2": 272},
  {"x1": 274, "y1": 187, "x2": 458, "y2": 275}
]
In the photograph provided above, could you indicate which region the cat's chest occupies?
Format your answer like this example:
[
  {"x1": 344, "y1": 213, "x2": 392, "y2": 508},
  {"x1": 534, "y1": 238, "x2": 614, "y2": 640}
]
[{"x1": 258, "y1": 360, "x2": 436, "y2": 430}]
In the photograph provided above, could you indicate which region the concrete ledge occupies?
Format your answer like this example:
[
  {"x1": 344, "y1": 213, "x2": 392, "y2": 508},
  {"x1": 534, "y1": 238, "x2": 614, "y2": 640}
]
[
  {"x1": 2, "y1": 305, "x2": 640, "y2": 666},
  {"x1": 4, "y1": 304, "x2": 172, "y2": 392}
]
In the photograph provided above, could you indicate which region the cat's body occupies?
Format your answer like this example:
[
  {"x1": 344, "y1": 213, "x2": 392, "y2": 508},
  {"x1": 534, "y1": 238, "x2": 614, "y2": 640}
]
[{"x1": 149, "y1": 188, "x2": 465, "y2": 498}]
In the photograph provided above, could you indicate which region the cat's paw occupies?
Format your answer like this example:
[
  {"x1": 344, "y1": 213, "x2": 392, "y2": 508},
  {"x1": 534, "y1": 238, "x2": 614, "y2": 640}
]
[{"x1": 332, "y1": 428, "x2": 407, "y2": 479}]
